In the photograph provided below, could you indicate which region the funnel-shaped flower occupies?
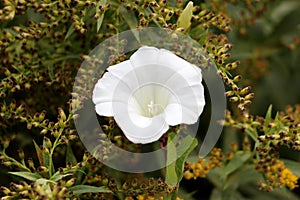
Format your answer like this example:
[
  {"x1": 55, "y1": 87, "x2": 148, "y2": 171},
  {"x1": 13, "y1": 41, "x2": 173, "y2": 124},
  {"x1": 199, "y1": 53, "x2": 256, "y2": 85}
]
[{"x1": 93, "y1": 46, "x2": 205, "y2": 144}]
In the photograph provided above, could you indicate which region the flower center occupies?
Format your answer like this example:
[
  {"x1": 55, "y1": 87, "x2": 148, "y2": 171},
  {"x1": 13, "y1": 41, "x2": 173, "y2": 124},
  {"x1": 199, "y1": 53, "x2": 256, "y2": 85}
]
[
  {"x1": 147, "y1": 100, "x2": 164, "y2": 117},
  {"x1": 129, "y1": 83, "x2": 172, "y2": 118}
]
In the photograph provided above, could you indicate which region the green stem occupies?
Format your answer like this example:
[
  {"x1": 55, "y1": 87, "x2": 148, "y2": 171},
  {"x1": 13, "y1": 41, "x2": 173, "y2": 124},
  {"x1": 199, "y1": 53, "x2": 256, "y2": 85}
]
[
  {"x1": 165, "y1": 191, "x2": 178, "y2": 200},
  {"x1": 48, "y1": 127, "x2": 64, "y2": 177},
  {"x1": 2, "y1": 151, "x2": 31, "y2": 172},
  {"x1": 48, "y1": 114, "x2": 72, "y2": 177}
]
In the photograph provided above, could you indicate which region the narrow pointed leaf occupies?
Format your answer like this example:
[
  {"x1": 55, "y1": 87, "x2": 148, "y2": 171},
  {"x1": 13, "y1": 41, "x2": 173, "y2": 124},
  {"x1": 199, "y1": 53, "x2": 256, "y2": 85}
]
[
  {"x1": 66, "y1": 145, "x2": 77, "y2": 165},
  {"x1": 221, "y1": 151, "x2": 251, "y2": 182},
  {"x1": 175, "y1": 136, "x2": 198, "y2": 182},
  {"x1": 33, "y1": 140, "x2": 44, "y2": 166},
  {"x1": 42, "y1": 139, "x2": 51, "y2": 170},
  {"x1": 96, "y1": 0, "x2": 107, "y2": 32},
  {"x1": 119, "y1": 6, "x2": 140, "y2": 42},
  {"x1": 9, "y1": 171, "x2": 41, "y2": 181},
  {"x1": 165, "y1": 133, "x2": 178, "y2": 187},
  {"x1": 50, "y1": 172, "x2": 72, "y2": 182},
  {"x1": 68, "y1": 185, "x2": 112, "y2": 195},
  {"x1": 177, "y1": 1, "x2": 193, "y2": 31},
  {"x1": 265, "y1": 105, "x2": 273, "y2": 125},
  {"x1": 65, "y1": 25, "x2": 75, "y2": 40}
]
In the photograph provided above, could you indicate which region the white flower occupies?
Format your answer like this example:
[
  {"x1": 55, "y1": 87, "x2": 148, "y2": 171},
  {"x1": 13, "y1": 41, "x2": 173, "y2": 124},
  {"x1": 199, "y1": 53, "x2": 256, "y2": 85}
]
[{"x1": 92, "y1": 46, "x2": 205, "y2": 144}]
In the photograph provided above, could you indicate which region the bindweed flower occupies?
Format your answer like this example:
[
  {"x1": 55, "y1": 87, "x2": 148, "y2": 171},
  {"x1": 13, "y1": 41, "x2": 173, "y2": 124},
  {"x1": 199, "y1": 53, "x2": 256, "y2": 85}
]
[{"x1": 93, "y1": 46, "x2": 205, "y2": 144}]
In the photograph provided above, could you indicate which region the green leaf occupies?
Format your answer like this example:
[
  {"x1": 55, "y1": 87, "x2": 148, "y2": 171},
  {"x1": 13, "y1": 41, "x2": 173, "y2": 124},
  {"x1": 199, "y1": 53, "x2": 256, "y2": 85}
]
[
  {"x1": 9, "y1": 171, "x2": 41, "y2": 181},
  {"x1": 42, "y1": 138, "x2": 52, "y2": 172},
  {"x1": 64, "y1": 168, "x2": 86, "y2": 175},
  {"x1": 177, "y1": 1, "x2": 193, "y2": 32},
  {"x1": 223, "y1": 165, "x2": 262, "y2": 191},
  {"x1": 119, "y1": 6, "x2": 140, "y2": 43},
  {"x1": 263, "y1": 105, "x2": 273, "y2": 134},
  {"x1": 270, "y1": 1, "x2": 300, "y2": 25},
  {"x1": 33, "y1": 140, "x2": 44, "y2": 166},
  {"x1": 265, "y1": 104, "x2": 273, "y2": 125},
  {"x1": 65, "y1": 25, "x2": 75, "y2": 40},
  {"x1": 209, "y1": 188, "x2": 222, "y2": 200},
  {"x1": 175, "y1": 136, "x2": 198, "y2": 183},
  {"x1": 165, "y1": 133, "x2": 178, "y2": 187},
  {"x1": 68, "y1": 185, "x2": 112, "y2": 195},
  {"x1": 178, "y1": 187, "x2": 197, "y2": 200},
  {"x1": 222, "y1": 129, "x2": 239, "y2": 153},
  {"x1": 50, "y1": 172, "x2": 72, "y2": 182},
  {"x1": 48, "y1": 64, "x2": 55, "y2": 81},
  {"x1": 165, "y1": 134, "x2": 198, "y2": 187},
  {"x1": 96, "y1": 1, "x2": 107, "y2": 32},
  {"x1": 245, "y1": 127, "x2": 258, "y2": 142},
  {"x1": 66, "y1": 145, "x2": 77, "y2": 165},
  {"x1": 36, "y1": 178, "x2": 56, "y2": 185},
  {"x1": 221, "y1": 151, "x2": 251, "y2": 182}
]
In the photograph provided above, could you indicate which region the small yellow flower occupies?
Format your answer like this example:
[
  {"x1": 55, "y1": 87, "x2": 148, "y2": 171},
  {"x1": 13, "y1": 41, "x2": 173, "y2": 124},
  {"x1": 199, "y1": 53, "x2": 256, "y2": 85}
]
[
  {"x1": 125, "y1": 197, "x2": 134, "y2": 200},
  {"x1": 137, "y1": 195, "x2": 145, "y2": 200}
]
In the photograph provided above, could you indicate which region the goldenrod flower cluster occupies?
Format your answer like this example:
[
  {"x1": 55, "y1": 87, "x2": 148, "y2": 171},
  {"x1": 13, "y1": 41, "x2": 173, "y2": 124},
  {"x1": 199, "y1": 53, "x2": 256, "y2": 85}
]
[
  {"x1": 257, "y1": 159, "x2": 298, "y2": 191},
  {"x1": 125, "y1": 195, "x2": 183, "y2": 200},
  {"x1": 184, "y1": 148, "x2": 224, "y2": 180}
]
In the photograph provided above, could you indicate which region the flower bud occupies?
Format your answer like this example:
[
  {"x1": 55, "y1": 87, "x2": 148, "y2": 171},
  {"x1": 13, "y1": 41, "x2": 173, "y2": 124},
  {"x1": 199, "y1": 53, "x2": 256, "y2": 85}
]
[
  {"x1": 44, "y1": 137, "x2": 52, "y2": 148},
  {"x1": 4, "y1": 68, "x2": 10, "y2": 76},
  {"x1": 0, "y1": 186, "x2": 10, "y2": 195},
  {"x1": 131, "y1": 178, "x2": 138, "y2": 187},
  {"x1": 258, "y1": 135, "x2": 266, "y2": 142},
  {"x1": 240, "y1": 86, "x2": 251, "y2": 96},
  {"x1": 38, "y1": 166, "x2": 48, "y2": 173},
  {"x1": 58, "y1": 107, "x2": 66, "y2": 121},
  {"x1": 251, "y1": 121, "x2": 261, "y2": 127},
  {"x1": 165, "y1": 11, "x2": 174, "y2": 21},
  {"x1": 9, "y1": 100, "x2": 16, "y2": 110},
  {"x1": 199, "y1": 9, "x2": 210, "y2": 16},
  {"x1": 233, "y1": 75, "x2": 242, "y2": 82},
  {"x1": 225, "y1": 91, "x2": 234, "y2": 97},
  {"x1": 245, "y1": 93, "x2": 254, "y2": 100},
  {"x1": 58, "y1": 187, "x2": 68, "y2": 197},
  {"x1": 39, "y1": 111, "x2": 46, "y2": 121},
  {"x1": 66, "y1": 178, "x2": 76, "y2": 187},
  {"x1": 28, "y1": 158, "x2": 35, "y2": 169},
  {"x1": 10, "y1": 183, "x2": 23, "y2": 191},
  {"x1": 18, "y1": 149, "x2": 25, "y2": 160},
  {"x1": 42, "y1": 146, "x2": 50, "y2": 154},
  {"x1": 52, "y1": 129, "x2": 60, "y2": 138},
  {"x1": 40, "y1": 129, "x2": 48, "y2": 135},
  {"x1": 122, "y1": 181, "x2": 129, "y2": 190},
  {"x1": 16, "y1": 104, "x2": 25, "y2": 113},
  {"x1": 2, "y1": 161, "x2": 12, "y2": 167},
  {"x1": 24, "y1": 82, "x2": 31, "y2": 89},
  {"x1": 229, "y1": 96, "x2": 239, "y2": 103},
  {"x1": 59, "y1": 135, "x2": 69, "y2": 144},
  {"x1": 68, "y1": 135, "x2": 78, "y2": 141},
  {"x1": 3, "y1": 137, "x2": 10, "y2": 149},
  {"x1": 102, "y1": 178, "x2": 108, "y2": 185}
]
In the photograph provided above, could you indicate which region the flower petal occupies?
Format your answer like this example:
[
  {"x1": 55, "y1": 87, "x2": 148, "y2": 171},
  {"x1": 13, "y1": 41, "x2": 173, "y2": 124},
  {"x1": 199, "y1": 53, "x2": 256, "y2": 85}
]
[
  {"x1": 107, "y1": 60, "x2": 139, "y2": 90},
  {"x1": 164, "y1": 103, "x2": 182, "y2": 126},
  {"x1": 165, "y1": 65, "x2": 205, "y2": 119},
  {"x1": 130, "y1": 46, "x2": 160, "y2": 67},
  {"x1": 95, "y1": 102, "x2": 113, "y2": 116},
  {"x1": 157, "y1": 48, "x2": 194, "y2": 72},
  {"x1": 93, "y1": 61, "x2": 141, "y2": 116},
  {"x1": 113, "y1": 102, "x2": 169, "y2": 144},
  {"x1": 129, "y1": 47, "x2": 176, "y2": 86}
]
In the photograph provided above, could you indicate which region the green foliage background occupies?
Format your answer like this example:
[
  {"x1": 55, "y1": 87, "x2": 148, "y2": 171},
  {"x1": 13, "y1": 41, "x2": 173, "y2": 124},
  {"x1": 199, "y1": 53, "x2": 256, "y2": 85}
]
[{"x1": 0, "y1": 0, "x2": 300, "y2": 199}]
